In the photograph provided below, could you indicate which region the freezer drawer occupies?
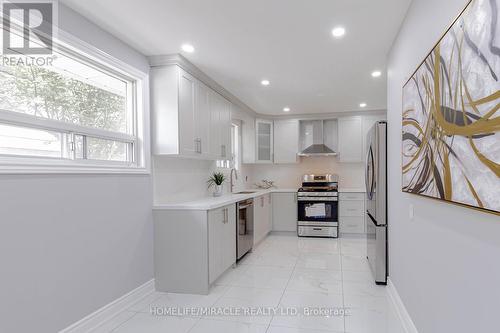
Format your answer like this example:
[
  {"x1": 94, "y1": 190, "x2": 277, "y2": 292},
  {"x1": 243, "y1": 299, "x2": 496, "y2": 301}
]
[{"x1": 366, "y1": 213, "x2": 387, "y2": 284}]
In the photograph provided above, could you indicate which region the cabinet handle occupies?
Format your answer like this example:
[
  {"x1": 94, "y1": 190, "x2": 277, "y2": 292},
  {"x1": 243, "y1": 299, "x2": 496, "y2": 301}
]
[
  {"x1": 261, "y1": 197, "x2": 264, "y2": 207},
  {"x1": 194, "y1": 138, "x2": 202, "y2": 153}
]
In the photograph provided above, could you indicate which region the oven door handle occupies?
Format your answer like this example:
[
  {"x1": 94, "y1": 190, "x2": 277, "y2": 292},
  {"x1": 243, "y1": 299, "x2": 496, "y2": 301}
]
[{"x1": 297, "y1": 198, "x2": 338, "y2": 201}]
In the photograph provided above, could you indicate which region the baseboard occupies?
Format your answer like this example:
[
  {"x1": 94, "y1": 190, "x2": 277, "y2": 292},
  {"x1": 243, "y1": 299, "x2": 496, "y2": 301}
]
[
  {"x1": 59, "y1": 279, "x2": 155, "y2": 333},
  {"x1": 387, "y1": 278, "x2": 419, "y2": 333}
]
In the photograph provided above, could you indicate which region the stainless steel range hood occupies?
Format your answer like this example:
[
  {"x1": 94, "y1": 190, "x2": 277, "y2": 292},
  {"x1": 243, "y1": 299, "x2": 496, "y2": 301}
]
[
  {"x1": 299, "y1": 144, "x2": 337, "y2": 156},
  {"x1": 298, "y1": 120, "x2": 338, "y2": 157}
]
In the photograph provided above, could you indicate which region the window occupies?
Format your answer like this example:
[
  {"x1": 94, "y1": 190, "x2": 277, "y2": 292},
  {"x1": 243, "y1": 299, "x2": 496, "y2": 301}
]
[
  {"x1": 231, "y1": 123, "x2": 240, "y2": 170},
  {"x1": 215, "y1": 123, "x2": 240, "y2": 169},
  {"x1": 0, "y1": 28, "x2": 147, "y2": 172}
]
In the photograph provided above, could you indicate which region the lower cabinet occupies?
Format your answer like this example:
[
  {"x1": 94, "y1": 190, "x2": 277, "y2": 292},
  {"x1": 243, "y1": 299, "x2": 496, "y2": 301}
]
[
  {"x1": 339, "y1": 192, "x2": 366, "y2": 234},
  {"x1": 254, "y1": 194, "x2": 272, "y2": 245},
  {"x1": 208, "y1": 204, "x2": 236, "y2": 284},
  {"x1": 153, "y1": 204, "x2": 236, "y2": 295},
  {"x1": 272, "y1": 192, "x2": 297, "y2": 232}
]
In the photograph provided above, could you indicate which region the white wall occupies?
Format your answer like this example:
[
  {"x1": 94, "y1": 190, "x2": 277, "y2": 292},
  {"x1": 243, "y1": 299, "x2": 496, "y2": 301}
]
[
  {"x1": 0, "y1": 5, "x2": 153, "y2": 333},
  {"x1": 387, "y1": 0, "x2": 500, "y2": 332}
]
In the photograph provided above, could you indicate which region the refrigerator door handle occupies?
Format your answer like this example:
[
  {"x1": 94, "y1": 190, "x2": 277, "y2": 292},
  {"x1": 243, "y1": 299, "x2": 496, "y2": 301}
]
[{"x1": 366, "y1": 146, "x2": 375, "y2": 200}]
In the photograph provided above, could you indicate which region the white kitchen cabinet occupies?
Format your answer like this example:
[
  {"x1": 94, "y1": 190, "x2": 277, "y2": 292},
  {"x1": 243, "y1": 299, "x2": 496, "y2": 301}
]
[
  {"x1": 242, "y1": 118, "x2": 256, "y2": 164},
  {"x1": 256, "y1": 119, "x2": 274, "y2": 163},
  {"x1": 339, "y1": 192, "x2": 365, "y2": 234},
  {"x1": 265, "y1": 193, "x2": 272, "y2": 234},
  {"x1": 154, "y1": 204, "x2": 236, "y2": 295},
  {"x1": 338, "y1": 116, "x2": 363, "y2": 162},
  {"x1": 194, "y1": 81, "x2": 211, "y2": 158},
  {"x1": 274, "y1": 119, "x2": 299, "y2": 164},
  {"x1": 177, "y1": 70, "x2": 198, "y2": 156},
  {"x1": 209, "y1": 91, "x2": 232, "y2": 160},
  {"x1": 151, "y1": 64, "x2": 232, "y2": 159},
  {"x1": 272, "y1": 192, "x2": 297, "y2": 232},
  {"x1": 253, "y1": 194, "x2": 272, "y2": 245},
  {"x1": 208, "y1": 204, "x2": 236, "y2": 284}
]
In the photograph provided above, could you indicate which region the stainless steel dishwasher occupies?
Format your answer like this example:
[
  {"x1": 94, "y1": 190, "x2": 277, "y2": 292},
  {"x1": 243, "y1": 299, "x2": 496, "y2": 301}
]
[{"x1": 236, "y1": 199, "x2": 254, "y2": 260}]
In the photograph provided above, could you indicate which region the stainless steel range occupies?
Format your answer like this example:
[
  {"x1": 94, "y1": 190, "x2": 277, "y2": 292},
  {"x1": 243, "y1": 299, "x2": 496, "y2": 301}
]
[{"x1": 297, "y1": 174, "x2": 339, "y2": 238}]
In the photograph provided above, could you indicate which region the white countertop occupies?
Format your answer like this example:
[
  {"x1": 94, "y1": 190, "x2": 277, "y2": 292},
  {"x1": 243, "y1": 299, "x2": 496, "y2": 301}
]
[
  {"x1": 339, "y1": 187, "x2": 366, "y2": 193},
  {"x1": 153, "y1": 188, "x2": 298, "y2": 211}
]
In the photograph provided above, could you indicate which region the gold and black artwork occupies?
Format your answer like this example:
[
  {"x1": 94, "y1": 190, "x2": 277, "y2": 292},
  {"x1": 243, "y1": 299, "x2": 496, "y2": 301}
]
[{"x1": 402, "y1": 0, "x2": 500, "y2": 215}]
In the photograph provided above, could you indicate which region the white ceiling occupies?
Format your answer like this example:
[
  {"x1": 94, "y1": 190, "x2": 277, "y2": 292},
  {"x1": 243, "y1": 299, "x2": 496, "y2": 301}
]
[{"x1": 60, "y1": 0, "x2": 411, "y2": 115}]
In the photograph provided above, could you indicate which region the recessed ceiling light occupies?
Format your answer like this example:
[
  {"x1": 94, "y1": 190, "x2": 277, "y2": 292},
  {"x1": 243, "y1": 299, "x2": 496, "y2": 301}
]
[
  {"x1": 283, "y1": 107, "x2": 290, "y2": 112},
  {"x1": 331, "y1": 26, "x2": 346, "y2": 38},
  {"x1": 261, "y1": 79, "x2": 270, "y2": 86},
  {"x1": 360, "y1": 103, "x2": 367, "y2": 108},
  {"x1": 371, "y1": 70, "x2": 382, "y2": 78},
  {"x1": 181, "y1": 44, "x2": 195, "y2": 53}
]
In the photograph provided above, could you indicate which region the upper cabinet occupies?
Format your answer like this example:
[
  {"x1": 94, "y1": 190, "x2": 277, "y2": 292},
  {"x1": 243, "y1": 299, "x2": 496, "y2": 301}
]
[
  {"x1": 274, "y1": 119, "x2": 299, "y2": 164},
  {"x1": 255, "y1": 119, "x2": 274, "y2": 163},
  {"x1": 338, "y1": 116, "x2": 363, "y2": 162},
  {"x1": 209, "y1": 90, "x2": 232, "y2": 160},
  {"x1": 242, "y1": 117, "x2": 256, "y2": 164},
  {"x1": 151, "y1": 64, "x2": 231, "y2": 160}
]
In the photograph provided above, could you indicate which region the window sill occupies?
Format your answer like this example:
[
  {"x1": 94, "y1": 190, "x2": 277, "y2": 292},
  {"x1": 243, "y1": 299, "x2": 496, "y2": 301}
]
[{"x1": 0, "y1": 162, "x2": 150, "y2": 175}]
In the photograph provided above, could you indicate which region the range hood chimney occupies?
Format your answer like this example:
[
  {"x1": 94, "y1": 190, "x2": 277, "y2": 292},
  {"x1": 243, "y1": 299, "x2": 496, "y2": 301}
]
[{"x1": 298, "y1": 120, "x2": 338, "y2": 157}]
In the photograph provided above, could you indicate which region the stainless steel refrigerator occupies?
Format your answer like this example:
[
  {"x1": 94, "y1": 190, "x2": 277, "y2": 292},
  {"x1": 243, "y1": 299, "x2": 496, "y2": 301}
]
[{"x1": 365, "y1": 121, "x2": 387, "y2": 285}]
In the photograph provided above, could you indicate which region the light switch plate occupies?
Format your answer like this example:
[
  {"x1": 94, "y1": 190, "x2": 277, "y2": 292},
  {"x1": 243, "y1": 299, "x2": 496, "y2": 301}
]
[{"x1": 409, "y1": 203, "x2": 414, "y2": 220}]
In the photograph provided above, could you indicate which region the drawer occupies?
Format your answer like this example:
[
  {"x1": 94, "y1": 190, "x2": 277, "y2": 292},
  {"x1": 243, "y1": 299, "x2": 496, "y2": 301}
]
[
  {"x1": 339, "y1": 200, "x2": 364, "y2": 216},
  {"x1": 340, "y1": 192, "x2": 365, "y2": 201},
  {"x1": 340, "y1": 216, "x2": 365, "y2": 234}
]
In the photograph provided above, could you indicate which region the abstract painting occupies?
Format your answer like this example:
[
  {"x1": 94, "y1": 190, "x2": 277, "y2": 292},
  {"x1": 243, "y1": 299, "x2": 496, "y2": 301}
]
[{"x1": 402, "y1": 0, "x2": 500, "y2": 215}]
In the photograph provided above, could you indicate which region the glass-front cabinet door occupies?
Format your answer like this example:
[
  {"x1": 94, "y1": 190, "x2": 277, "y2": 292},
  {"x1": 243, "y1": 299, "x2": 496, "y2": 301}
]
[{"x1": 255, "y1": 119, "x2": 273, "y2": 163}]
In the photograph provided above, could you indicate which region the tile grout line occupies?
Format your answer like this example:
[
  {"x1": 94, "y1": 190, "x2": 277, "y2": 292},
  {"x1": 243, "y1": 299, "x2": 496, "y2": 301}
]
[
  {"x1": 102, "y1": 292, "x2": 166, "y2": 332},
  {"x1": 108, "y1": 311, "x2": 140, "y2": 333},
  {"x1": 340, "y1": 238, "x2": 347, "y2": 333},
  {"x1": 264, "y1": 242, "x2": 299, "y2": 333}
]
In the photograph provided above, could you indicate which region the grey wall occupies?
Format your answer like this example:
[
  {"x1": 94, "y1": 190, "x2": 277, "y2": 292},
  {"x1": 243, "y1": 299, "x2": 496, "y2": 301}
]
[
  {"x1": 0, "y1": 5, "x2": 153, "y2": 333},
  {"x1": 387, "y1": 0, "x2": 500, "y2": 332}
]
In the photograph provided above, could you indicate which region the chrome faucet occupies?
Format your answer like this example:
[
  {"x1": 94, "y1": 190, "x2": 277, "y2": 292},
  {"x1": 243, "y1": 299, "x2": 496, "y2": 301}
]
[{"x1": 230, "y1": 168, "x2": 238, "y2": 193}]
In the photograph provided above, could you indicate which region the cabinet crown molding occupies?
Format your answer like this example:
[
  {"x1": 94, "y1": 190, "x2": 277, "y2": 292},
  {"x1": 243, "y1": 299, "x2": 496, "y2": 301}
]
[{"x1": 148, "y1": 54, "x2": 257, "y2": 117}]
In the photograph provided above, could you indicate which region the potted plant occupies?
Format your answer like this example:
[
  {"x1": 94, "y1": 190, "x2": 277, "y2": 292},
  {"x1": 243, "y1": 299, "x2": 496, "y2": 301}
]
[{"x1": 207, "y1": 172, "x2": 226, "y2": 197}]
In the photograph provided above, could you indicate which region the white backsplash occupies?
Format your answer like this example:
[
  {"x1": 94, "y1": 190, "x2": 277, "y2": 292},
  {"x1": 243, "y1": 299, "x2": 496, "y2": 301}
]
[
  {"x1": 153, "y1": 156, "x2": 252, "y2": 204},
  {"x1": 248, "y1": 156, "x2": 365, "y2": 189},
  {"x1": 153, "y1": 155, "x2": 364, "y2": 203}
]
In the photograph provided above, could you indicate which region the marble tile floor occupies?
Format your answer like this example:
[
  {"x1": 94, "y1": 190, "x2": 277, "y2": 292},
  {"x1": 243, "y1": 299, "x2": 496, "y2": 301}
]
[{"x1": 90, "y1": 234, "x2": 405, "y2": 333}]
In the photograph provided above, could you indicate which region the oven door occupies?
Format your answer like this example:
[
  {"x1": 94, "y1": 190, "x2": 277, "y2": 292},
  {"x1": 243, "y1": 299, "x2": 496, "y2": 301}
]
[{"x1": 297, "y1": 197, "x2": 338, "y2": 224}]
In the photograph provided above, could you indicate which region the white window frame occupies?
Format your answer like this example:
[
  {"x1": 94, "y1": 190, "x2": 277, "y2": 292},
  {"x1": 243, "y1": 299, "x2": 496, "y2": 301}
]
[
  {"x1": 231, "y1": 122, "x2": 240, "y2": 170},
  {"x1": 0, "y1": 29, "x2": 150, "y2": 174}
]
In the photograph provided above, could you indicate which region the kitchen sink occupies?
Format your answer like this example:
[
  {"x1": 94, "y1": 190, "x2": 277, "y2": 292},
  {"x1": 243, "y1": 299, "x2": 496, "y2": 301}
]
[{"x1": 235, "y1": 191, "x2": 256, "y2": 194}]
